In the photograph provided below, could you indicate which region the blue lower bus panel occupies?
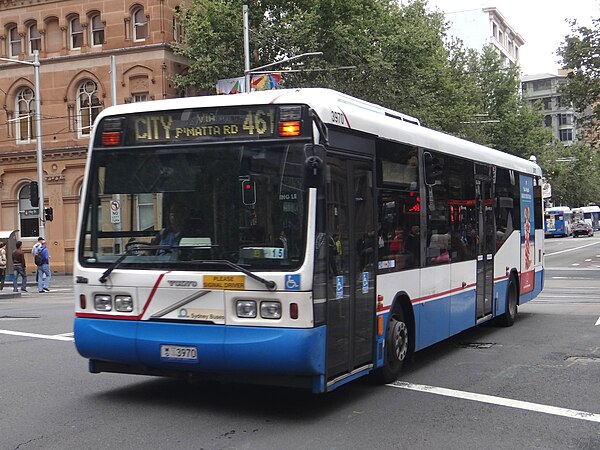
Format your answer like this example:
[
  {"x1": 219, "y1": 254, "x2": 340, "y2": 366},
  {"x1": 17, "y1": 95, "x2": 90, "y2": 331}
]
[{"x1": 74, "y1": 318, "x2": 326, "y2": 390}]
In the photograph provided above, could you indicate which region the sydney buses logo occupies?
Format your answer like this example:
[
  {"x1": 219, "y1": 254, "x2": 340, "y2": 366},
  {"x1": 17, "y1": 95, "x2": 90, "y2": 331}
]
[{"x1": 167, "y1": 280, "x2": 198, "y2": 287}]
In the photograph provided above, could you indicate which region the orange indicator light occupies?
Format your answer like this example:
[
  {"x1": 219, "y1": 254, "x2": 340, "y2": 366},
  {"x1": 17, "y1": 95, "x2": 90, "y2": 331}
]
[{"x1": 279, "y1": 121, "x2": 301, "y2": 137}]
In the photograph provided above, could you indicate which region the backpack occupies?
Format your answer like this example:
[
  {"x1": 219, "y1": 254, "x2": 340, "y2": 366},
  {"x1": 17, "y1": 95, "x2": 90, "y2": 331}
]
[{"x1": 34, "y1": 252, "x2": 43, "y2": 266}]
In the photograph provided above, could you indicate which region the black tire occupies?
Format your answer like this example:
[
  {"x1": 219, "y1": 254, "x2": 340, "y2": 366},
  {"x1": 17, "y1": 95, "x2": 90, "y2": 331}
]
[
  {"x1": 373, "y1": 308, "x2": 410, "y2": 383},
  {"x1": 498, "y1": 276, "x2": 518, "y2": 327}
]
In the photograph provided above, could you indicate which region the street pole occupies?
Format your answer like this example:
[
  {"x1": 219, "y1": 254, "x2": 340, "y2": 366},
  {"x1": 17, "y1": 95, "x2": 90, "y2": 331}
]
[
  {"x1": 33, "y1": 50, "x2": 45, "y2": 240},
  {"x1": 243, "y1": 4, "x2": 251, "y2": 93},
  {"x1": 0, "y1": 51, "x2": 45, "y2": 239}
]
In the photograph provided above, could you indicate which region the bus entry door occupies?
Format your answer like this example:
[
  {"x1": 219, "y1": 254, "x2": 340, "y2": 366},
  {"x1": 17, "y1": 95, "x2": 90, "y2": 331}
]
[
  {"x1": 325, "y1": 156, "x2": 375, "y2": 381},
  {"x1": 475, "y1": 173, "x2": 495, "y2": 320}
]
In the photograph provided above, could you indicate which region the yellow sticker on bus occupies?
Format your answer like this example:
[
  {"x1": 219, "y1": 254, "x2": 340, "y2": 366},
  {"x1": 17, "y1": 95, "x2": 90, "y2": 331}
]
[{"x1": 203, "y1": 275, "x2": 245, "y2": 290}]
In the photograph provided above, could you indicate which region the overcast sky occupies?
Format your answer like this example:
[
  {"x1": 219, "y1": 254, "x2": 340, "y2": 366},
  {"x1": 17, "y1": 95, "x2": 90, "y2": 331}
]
[{"x1": 425, "y1": 0, "x2": 599, "y2": 75}]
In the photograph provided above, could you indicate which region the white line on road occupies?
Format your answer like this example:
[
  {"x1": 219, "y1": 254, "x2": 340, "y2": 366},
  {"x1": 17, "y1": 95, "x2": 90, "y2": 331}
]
[
  {"x1": 0, "y1": 329, "x2": 74, "y2": 342},
  {"x1": 545, "y1": 241, "x2": 600, "y2": 257},
  {"x1": 388, "y1": 381, "x2": 600, "y2": 423},
  {"x1": 596, "y1": 316, "x2": 600, "y2": 326}
]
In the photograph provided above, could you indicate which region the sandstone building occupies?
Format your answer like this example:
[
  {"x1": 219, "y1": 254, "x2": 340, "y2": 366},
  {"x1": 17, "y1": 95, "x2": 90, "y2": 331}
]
[{"x1": 0, "y1": 0, "x2": 187, "y2": 273}]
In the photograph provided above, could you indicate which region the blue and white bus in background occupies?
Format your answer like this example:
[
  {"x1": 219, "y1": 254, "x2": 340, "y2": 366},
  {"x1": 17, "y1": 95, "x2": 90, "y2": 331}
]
[
  {"x1": 74, "y1": 88, "x2": 545, "y2": 393},
  {"x1": 572, "y1": 206, "x2": 600, "y2": 230},
  {"x1": 545, "y1": 206, "x2": 573, "y2": 237}
]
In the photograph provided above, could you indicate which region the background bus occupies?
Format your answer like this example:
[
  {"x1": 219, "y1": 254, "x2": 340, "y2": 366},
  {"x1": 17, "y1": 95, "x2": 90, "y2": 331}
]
[
  {"x1": 74, "y1": 88, "x2": 544, "y2": 393},
  {"x1": 572, "y1": 206, "x2": 600, "y2": 230},
  {"x1": 545, "y1": 206, "x2": 573, "y2": 237}
]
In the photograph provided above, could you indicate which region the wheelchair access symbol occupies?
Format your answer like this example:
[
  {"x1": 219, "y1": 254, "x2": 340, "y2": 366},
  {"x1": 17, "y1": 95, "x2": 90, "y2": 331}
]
[
  {"x1": 285, "y1": 274, "x2": 301, "y2": 291},
  {"x1": 336, "y1": 275, "x2": 344, "y2": 299}
]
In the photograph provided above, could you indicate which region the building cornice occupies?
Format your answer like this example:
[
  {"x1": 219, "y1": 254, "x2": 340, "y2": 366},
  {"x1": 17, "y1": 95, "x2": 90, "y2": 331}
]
[{"x1": 0, "y1": 146, "x2": 86, "y2": 164}]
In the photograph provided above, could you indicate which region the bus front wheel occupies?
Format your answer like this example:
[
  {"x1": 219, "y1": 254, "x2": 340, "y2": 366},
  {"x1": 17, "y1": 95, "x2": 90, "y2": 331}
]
[{"x1": 373, "y1": 309, "x2": 409, "y2": 384}]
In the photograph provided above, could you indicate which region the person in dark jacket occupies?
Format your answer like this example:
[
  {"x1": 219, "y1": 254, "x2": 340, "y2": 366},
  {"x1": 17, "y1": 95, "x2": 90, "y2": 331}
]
[{"x1": 12, "y1": 240, "x2": 27, "y2": 293}]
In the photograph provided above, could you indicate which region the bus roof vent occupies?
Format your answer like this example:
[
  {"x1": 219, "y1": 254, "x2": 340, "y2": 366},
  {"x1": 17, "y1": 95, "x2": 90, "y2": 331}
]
[{"x1": 385, "y1": 111, "x2": 421, "y2": 126}]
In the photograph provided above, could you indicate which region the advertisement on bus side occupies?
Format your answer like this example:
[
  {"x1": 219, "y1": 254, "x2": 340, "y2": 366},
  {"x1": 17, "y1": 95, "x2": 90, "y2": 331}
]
[{"x1": 520, "y1": 175, "x2": 535, "y2": 294}]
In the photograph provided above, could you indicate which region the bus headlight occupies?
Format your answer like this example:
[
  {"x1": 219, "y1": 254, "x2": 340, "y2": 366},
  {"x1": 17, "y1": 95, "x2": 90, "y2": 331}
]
[
  {"x1": 94, "y1": 294, "x2": 112, "y2": 311},
  {"x1": 236, "y1": 300, "x2": 257, "y2": 318},
  {"x1": 115, "y1": 295, "x2": 133, "y2": 312},
  {"x1": 260, "y1": 301, "x2": 281, "y2": 319}
]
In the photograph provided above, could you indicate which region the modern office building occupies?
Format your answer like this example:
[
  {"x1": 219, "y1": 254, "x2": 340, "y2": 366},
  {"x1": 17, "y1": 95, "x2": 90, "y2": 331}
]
[
  {"x1": 0, "y1": 0, "x2": 187, "y2": 273},
  {"x1": 440, "y1": 6, "x2": 524, "y2": 67},
  {"x1": 521, "y1": 72, "x2": 577, "y2": 145}
]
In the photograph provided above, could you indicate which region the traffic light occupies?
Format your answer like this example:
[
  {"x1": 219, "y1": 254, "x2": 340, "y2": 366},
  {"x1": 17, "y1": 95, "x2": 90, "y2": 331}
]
[
  {"x1": 29, "y1": 181, "x2": 39, "y2": 207},
  {"x1": 44, "y1": 207, "x2": 53, "y2": 222},
  {"x1": 241, "y1": 179, "x2": 256, "y2": 205}
]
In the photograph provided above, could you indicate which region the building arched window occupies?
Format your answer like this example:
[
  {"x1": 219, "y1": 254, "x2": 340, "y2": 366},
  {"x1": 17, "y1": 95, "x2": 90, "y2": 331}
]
[
  {"x1": 90, "y1": 13, "x2": 105, "y2": 46},
  {"x1": 28, "y1": 23, "x2": 41, "y2": 55},
  {"x1": 8, "y1": 25, "x2": 21, "y2": 57},
  {"x1": 132, "y1": 7, "x2": 147, "y2": 41},
  {"x1": 77, "y1": 80, "x2": 102, "y2": 137},
  {"x1": 15, "y1": 87, "x2": 35, "y2": 143},
  {"x1": 18, "y1": 184, "x2": 40, "y2": 238},
  {"x1": 70, "y1": 16, "x2": 83, "y2": 49}
]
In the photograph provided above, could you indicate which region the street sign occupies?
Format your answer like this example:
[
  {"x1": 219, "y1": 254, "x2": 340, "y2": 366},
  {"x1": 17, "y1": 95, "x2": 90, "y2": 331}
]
[{"x1": 110, "y1": 200, "x2": 121, "y2": 224}]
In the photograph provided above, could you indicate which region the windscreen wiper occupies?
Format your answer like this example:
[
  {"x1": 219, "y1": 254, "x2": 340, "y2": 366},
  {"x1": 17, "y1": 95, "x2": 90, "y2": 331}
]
[
  {"x1": 99, "y1": 243, "x2": 168, "y2": 283},
  {"x1": 197, "y1": 260, "x2": 277, "y2": 291}
]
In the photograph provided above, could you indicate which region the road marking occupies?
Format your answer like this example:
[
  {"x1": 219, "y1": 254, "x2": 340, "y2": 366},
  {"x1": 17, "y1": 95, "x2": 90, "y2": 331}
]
[
  {"x1": 545, "y1": 241, "x2": 600, "y2": 257},
  {"x1": 596, "y1": 316, "x2": 600, "y2": 326},
  {"x1": 388, "y1": 381, "x2": 600, "y2": 423},
  {"x1": 586, "y1": 259, "x2": 592, "y2": 262},
  {"x1": 0, "y1": 329, "x2": 74, "y2": 342},
  {"x1": 572, "y1": 263, "x2": 580, "y2": 266}
]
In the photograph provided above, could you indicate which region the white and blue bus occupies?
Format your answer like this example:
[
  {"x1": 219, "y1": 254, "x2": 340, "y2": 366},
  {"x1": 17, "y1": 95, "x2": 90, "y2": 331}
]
[
  {"x1": 545, "y1": 206, "x2": 573, "y2": 237},
  {"x1": 74, "y1": 88, "x2": 545, "y2": 393},
  {"x1": 572, "y1": 205, "x2": 600, "y2": 230}
]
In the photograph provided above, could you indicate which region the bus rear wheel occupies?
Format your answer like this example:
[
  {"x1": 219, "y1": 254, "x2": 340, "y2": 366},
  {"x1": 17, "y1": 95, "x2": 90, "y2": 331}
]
[
  {"x1": 498, "y1": 276, "x2": 518, "y2": 327},
  {"x1": 373, "y1": 309, "x2": 409, "y2": 384}
]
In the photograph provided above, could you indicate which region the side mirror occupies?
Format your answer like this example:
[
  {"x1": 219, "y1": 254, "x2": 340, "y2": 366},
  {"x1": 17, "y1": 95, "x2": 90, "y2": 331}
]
[
  {"x1": 304, "y1": 144, "x2": 326, "y2": 188},
  {"x1": 423, "y1": 152, "x2": 435, "y2": 186}
]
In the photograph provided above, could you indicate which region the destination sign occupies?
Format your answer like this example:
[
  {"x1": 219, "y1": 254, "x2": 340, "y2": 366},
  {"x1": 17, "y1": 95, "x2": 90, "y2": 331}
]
[{"x1": 127, "y1": 107, "x2": 276, "y2": 144}]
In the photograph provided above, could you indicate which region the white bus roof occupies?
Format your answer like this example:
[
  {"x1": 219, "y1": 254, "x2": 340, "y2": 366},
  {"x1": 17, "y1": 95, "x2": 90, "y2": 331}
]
[
  {"x1": 95, "y1": 88, "x2": 542, "y2": 176},
  {"x1": 546, "y1": 206, "x2": 572, "y2": 213}
]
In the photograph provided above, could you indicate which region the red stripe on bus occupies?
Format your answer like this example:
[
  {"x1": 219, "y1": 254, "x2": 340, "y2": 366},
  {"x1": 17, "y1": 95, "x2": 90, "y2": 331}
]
[{"x1": 75, "y1": 272, "x2": 168, "y2": 320}]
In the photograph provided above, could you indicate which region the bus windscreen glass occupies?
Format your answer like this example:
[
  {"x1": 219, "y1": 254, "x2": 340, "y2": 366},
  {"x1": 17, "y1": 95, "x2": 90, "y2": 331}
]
[{"x1": 80, "y1": 142, "x2": 307, "y2": 271}]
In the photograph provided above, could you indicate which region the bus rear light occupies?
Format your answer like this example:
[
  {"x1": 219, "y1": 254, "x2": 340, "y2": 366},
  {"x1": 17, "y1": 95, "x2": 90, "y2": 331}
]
[
  {"x1": 377, "y1": 316, "x2": 384, "y2": 336},
  {"x1": 279, "y1": 121, "x2": 301, "y2": 137},
  {"x1": 79, "y1": 294, "x2": 87, "y2": 309},
  {"x1": 260, "y1": 301, "x2": 281, "y2": 319},
  {"x1": 102, "y1": 131, "x2": 121, "y2": 146},
  {"x1": 94, "y1": 294, "x2": 112, "y2": 311},
  {"x1": 290, "y1": 303, "x2": 298, "y2": 319},
  {"x1": 236, "y1": 300, "x2": 257, "y2": 318}
]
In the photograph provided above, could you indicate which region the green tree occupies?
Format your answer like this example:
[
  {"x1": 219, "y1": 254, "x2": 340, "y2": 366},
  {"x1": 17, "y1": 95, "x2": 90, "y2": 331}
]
[{"x1": 557, "y1": 16, "x2": 600, "y2": 137}]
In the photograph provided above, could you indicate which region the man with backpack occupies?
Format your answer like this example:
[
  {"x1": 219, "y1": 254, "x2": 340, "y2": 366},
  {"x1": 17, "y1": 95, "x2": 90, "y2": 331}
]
[
  {"x1": 32, "y1": 236, "x2": 44, "y2": 283},
  {"x1": 36, "y1": 240, "x2": 51, "y2": 293}
]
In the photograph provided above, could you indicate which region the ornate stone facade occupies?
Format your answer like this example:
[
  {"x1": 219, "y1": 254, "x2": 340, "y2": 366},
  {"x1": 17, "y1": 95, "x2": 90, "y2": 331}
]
[{"x1": 0, "y1": 0, "x2": 188, "y2": 273}]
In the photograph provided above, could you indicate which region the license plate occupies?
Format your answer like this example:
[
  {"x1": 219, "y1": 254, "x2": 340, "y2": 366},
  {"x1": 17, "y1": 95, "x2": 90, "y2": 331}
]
[{"x1": 160, "y1": 345, "x2": 198, "y2": 362}]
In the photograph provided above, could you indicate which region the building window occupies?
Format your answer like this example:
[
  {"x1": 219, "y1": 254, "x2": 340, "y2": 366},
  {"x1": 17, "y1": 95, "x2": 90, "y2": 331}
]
[
  {"x1": 498, "y1": 30, "x2": 503, "y2": 46},
  {"x1": 90, "y1": 14, "x2": 105, "y2": 46},
  {"x1": 136, "y1": 194, "x2": 155, "y2": 230},
  {"x1": 77, "y1": 80, "x2": 102, "y2": 137},
  {"x1": 173, "y1": 6, "x2": 184, "y2": 43},
  {"x1": 132, "y1": 7, "x2": 148, "y2": 41},
  {"x1": 492, "y1": 23, "x2": 497, "y2": 39},
  {"x1": 70, "y1": 16, "x2": 83, "y2": 49},
  {"x1": 15, "y1": 87, "x2": 35, "y2": 143},
  {"x1": 132, "y1": 92, "x2": 149, "y2": 102},
  {"x1": 542, "y1": 97, "x2": 552, "y2": 110},
  {"x1": 544, "y1": 115, "x2": 552, "y2": 127},
  {"x1": 559, "y1": 129, "x2": 573, "y2": 142},
  {"x1": 559, "y1": 114, "x2": 573, "y2": 126},
  {"x1": 8, "y1": 25, "x2": 21, "y2": 57},
  {"x1": 28, "y1": 23, "x2": 41, "y2": 54},
  {"x1": 18, "y1": 184, "x2": 40, "y2": 238}
]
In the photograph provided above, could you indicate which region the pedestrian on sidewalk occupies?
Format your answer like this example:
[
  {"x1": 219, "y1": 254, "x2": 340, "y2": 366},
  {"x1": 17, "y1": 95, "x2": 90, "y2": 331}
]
[
  {"x1": 0, "y1": 242, "x2": 7, "y2": 290},
  {"x1": 32, "y1": 236, "x2": 44, "y2": 283},
  {"x1": 12, "y1": 240, "x2": 27, "y2": 293},
  {"x1": 37, "y1": 240, "x2": 51, "y2": 293}
]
